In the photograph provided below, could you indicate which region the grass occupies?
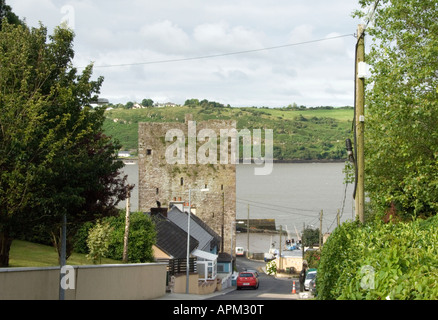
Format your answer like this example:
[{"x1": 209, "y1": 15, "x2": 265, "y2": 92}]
[
  {"x1": 8, "y1": 240, "x2": 121, "y2": 268},
  {"x1": 103, "y1": 105, "x2": 354, "y2": 160}
]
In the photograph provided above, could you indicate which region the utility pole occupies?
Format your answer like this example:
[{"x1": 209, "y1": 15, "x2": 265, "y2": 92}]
[
  {"x1": 355, "y1": 24, "x2": 366, "y2": 223},
  {"x1": 319, "y1": 210, "x2": 323, "y2": 249},
  {"x1": 59, "y1": 213, "x2": 67, "y2": 300},
  {"x1": 301, "y1": 222, "x2": 305, "y2": 259},
  {"x1": 122, "y1": 191, "x2": 130, "y2": 263},
  {"x1": 279, "y1": 225, "x2": 283, "y2": 271},
  {"x1": 337, "y1": 209, "x2": 340, "y2": 228},
  {"x1": 246, "y1": 204, "x2": 250, "y2": 259},
  {"x1": 221, "y1": 192, "x2": 224, "y2": 252}
]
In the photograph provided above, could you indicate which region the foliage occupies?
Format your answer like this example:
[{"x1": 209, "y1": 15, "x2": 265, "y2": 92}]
[
  {"x1": 302, "y1": 227, "x2": 320, "y2": 247},
  {"x1": 0, "y1": 1, "x2": 22, "y2": 29},
  {"x1": 304, "y1": 250, "x2": 321, "y2": 269},
  {"x1": 355, "y1": 0, "x2": 438, "y2": 218},
  {"x1": 317, "y1": 216, "x2": 438, "y2": 300},
  {"x1": 265, "y1": 260, "x2": 277, "y2": 275},
  {"x1": 103, "y1": 105, "x2": 353, "y2": 160},
  {"x1": 72, "y1": 221, "x2": 93, "y2": 254},
  {"x1": 105, "y1": 211, "x2": 156, "y2": 263},
  {"x1": 0, "y1": 19, "x2": 132, "y2": 267},
  {"x1": 86, "y1": 219, "x2": 112, "y2": 264}
]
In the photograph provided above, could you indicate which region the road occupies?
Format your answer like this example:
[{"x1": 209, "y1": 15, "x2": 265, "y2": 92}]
[{"x1": 208, "y1": 256, "x2": 301, "y2": 300}]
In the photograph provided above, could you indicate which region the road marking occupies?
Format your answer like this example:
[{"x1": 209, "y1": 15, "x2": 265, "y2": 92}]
[{"x1": 257, "y1": 293, "x2": 297, "y2": 299}]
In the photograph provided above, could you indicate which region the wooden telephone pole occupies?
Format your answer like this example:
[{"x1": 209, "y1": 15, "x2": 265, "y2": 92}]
[
  {"x1": 355, "y1": 24, "x2": 366, "y2": 223},
  {"x1": 122, "y1": 191, "x2": 130, "y2": 262}
]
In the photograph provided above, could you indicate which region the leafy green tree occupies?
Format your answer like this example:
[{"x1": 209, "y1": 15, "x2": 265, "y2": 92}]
[
  {"x1": 86, "y1": 219, "x2": 113, "y2": 264},
  {"x1": 302, "y1": 227, "x2": 320, "y2": 247},
  {"x1": 0, "y1": 0, "x2": 22, "y2": 29},
  {"x1": 105, "y1": 212, "x2": 156, "y2": 263},
  {"x1": 0, "y1": 20, "x2": 131, "y2": 267},
  {"x1": 355, "y1": 0, "x2": 438, "y2": 218},
  {"x1": 141, "y1": 98, "x2": 154, "y2": 107}
]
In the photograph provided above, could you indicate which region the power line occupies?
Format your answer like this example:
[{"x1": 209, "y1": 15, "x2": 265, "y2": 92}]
[
  {"x1": 236, "y1": 199, "x2": 319, "y2": 219},
  {"x1": 237, "y1": 197, "x2": 317, "y2": 213},
  {"x1": 84, "y1": 33, "x2": 354, "y2": 69}
]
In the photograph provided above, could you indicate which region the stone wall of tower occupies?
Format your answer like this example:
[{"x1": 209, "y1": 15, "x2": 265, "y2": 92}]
[{"x1": 138, "y1": 117, "x2": 237, "y2": 255}]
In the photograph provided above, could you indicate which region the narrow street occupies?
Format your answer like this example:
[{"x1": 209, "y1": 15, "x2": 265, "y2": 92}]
[{"x1": 208, "y1": 256, "x2": 304, "y2": 300}]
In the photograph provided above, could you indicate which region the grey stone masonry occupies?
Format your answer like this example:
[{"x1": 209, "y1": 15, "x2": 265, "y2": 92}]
[{"x1": 138, "y1": 115, "x2": 236, "y2": 255}]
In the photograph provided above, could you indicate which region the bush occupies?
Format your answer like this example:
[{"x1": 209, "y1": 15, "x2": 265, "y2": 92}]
[
  {"x1": 73, "y1": 221, "x2": 93, "y2": 254},
  {"x1": 265, "y1": 260, "x2": 277, "y2": 275},
  {"x1": 105, "y1": 211, "x2": 156, "y2": 263},
  {"x1": 73, "y1": 211, "x2": 156, "y2": 263},
  {"x1": 317, "y1": 216, "x2": 438, "y2": 300},
  {"x1": 86, "y1": 219, "x2": 112, "y2": 264},
  {"x1": 304, "y1": 250, "x2": 321, "y2": 269}
]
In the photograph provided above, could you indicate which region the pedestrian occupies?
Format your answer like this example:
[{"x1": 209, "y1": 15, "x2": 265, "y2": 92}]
[{"x1": 299, "y1": 264, "x2": 307, "y2": 292}]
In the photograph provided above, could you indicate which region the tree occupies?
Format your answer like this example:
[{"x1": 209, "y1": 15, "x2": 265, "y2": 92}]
[
  {"x1": 105, "y1": 212, "x2": 156, "y2": 263},
  {"x1": 141, "y1": 98, "x2": 154, "y2": 107},
  {"x1": 86, "y1": 219, "x2": 112, "y2": 264},
  {"x1": 355, "y1": 0, "x2": 438, "y2": 218},
  {"x1": 302, "y1": 227, "x2": 319, "y2": 247},
  {"x1": 0, "y1": 0, "x2": 22, "y2": 29},
  {"x1": 0, "y1": 20, "x2": 132, "y2": 267}
]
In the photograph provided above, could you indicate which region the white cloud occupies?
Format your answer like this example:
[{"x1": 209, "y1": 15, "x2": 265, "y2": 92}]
[
  {"x1": 8, "y1": 0, "x2": 361, "y2": 107},
  {"x1": 140, "y1": 20, "x2": 191, "y2": 53}
]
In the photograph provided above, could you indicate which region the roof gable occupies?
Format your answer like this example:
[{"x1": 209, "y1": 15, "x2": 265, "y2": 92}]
[{"x1": 151, "y1": 213, "x2": 199, "y2": 259}]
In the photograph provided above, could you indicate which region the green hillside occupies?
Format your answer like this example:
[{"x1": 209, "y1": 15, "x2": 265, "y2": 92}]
[{"x1": 102, "y1": 104, "x2": 354, "y2": 161}]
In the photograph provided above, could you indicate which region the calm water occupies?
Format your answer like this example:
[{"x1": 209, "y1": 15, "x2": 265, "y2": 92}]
[{"x1": 118, "y1": 162, "x2": 355, "y2": 235}]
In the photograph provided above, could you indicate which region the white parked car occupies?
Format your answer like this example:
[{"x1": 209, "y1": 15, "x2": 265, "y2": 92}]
[
  {"x1": 236, "y1": 247, "x2": 245, "y2": 256},
  {"x1": 304, "y1": 270, "x2": 317, "y2": 291}
]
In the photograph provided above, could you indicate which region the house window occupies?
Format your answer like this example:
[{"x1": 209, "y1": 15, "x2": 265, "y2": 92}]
[{"x1": 146, "y1": 149, "x2": 152, "y2": 155}]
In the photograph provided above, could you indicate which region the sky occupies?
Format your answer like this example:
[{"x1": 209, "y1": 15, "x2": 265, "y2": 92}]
[{"x1": 9, "y1": 0, "x2": 366, "y2": 108}]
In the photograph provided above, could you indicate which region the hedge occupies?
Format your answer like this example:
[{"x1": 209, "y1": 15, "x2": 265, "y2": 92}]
[{"x1": 317, "y1": 215, "x2": 438, "y2": 300}]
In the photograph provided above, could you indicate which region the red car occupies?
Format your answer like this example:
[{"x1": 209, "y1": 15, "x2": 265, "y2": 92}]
[{"x1": 236, "y1": 271, "x2": 259, "y2": 290}]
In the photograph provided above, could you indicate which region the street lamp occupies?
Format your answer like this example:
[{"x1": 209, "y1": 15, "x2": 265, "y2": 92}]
[{"x1": 186, "y1": 187, "x2": 209, "y2": 294}]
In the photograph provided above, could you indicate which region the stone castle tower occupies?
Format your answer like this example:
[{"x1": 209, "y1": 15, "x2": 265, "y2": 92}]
[{"x1": 138, "y1": 115, "x2": 236, "y2": 255}]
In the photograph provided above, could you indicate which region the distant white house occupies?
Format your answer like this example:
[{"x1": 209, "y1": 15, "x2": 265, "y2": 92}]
[
  {"x1": 118, "y1": 151, "x2": 131, "y2": 158},
  {"x1": 132, "y1": 103, "x2": 146, "y2": 109}
]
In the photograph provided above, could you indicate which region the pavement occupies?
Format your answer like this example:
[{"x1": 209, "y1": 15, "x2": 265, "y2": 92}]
[
  {"x1": 155, "y1": 273, "x2": 314, "y2": 300},
  {"x1": 154, "y1": 286, "x2": 237, "y2": 300}
]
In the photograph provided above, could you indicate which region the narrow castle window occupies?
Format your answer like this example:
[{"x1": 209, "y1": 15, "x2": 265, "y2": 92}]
[
  {"x1": 147, "y1": 149, "x2": 152, "y2": 155},
  {"x1": 156, "y1": 188, "x2": 159, "y2": 195},
  {"x1": 180, "y1": 177, "x2": 184, "y2": 186}
]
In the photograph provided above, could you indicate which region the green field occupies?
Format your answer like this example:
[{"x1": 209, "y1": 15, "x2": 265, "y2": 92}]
[
  {"x1": 103, "y1": 105, "x2": 354, "y2": 161},
  {"x1": 8, "y1": 240, "x2": 121, "y2": 268}
]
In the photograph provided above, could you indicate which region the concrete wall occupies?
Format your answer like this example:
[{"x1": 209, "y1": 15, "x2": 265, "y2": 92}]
[
  {"x1": 276, "y1": 256, "x2": 304, "y2": 273},
  {"x1": 0, "y1": 263, "x2": 167, "y2": 300},
  {"x1": 172, "y1": 273, "x2": 218, "y2": 295}
]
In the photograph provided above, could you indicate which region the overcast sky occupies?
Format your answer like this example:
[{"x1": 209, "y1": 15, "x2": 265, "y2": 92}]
[{"x1": 9, "y1": 1, "x2": 365, "y2": 107}]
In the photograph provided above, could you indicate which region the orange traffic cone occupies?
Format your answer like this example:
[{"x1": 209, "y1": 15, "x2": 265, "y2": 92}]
[{"x1": 291, "y1": 280, "x2": 296, "y2": 294}]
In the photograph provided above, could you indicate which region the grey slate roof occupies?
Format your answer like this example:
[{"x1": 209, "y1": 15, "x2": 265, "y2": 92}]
[
  {"x1": 151, "y1": 213, "x2": 199, "y2": 259},
  {"x1": 167, "y1": 206, "x2": 221, "y2": 253}
]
